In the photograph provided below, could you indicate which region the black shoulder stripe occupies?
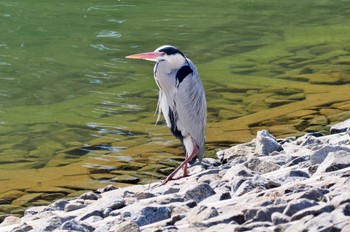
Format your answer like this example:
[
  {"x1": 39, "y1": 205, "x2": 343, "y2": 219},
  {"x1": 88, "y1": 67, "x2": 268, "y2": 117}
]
[{"x1": 176, "y1": 65, "x2": 192, "y2": 87}]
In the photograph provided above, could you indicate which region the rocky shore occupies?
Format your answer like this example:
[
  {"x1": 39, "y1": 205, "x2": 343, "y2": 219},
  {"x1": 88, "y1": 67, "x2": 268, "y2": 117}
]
[{"x1": 1, "y1": 119, "x2": 350, "y2": 231}]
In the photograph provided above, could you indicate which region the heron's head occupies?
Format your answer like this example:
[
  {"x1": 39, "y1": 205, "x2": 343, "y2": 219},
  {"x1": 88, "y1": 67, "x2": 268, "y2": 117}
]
[{"x1": 126, "y1": 45, "x2": 186, "y2": 70}]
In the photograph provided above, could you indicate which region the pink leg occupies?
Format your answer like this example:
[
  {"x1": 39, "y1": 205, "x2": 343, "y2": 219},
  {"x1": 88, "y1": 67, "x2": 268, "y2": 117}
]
[
  {"x1": 160, "y1": 144, "x2": 198, "y2": 185},
  {"x1": 183, "y1": 153, "x2": 189, "y2": 177}
]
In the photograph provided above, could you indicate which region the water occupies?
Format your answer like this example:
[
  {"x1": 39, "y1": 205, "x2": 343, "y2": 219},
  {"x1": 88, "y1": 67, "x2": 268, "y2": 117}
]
[{"x1": 0, "y1": 0, "x2": 350, "y2": 196}]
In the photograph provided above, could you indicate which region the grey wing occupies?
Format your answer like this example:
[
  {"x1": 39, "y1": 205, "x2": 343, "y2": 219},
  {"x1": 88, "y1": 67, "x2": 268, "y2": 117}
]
[{"x1": 174, "y1": 59, "x2": 207, "y2": 161}]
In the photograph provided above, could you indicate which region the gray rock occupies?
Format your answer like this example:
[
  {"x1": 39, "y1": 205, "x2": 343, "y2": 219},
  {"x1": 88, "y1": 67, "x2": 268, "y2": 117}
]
[
  {"x1": 217, "y1": 140, "x2": 255, "y2": 163},
  {"x1": 134, "y1": 206, "x2": 171, "y2": 227},
  {"x1": 256, "y1": 130, "x2": 282, "y2": 155},
  {"x1": 234, "y1": 176, "x2": 267, "y2": 197},
  {"x1": 331, "y1": 192, "x2": 350, "y2": 207},
  {"x1": 330, "y1": 119, "x2": 350, "y2": 134},
  {"x1": 96, "y1": 184, "x2": 118, "y2": 193},
  {"x1": 50, "y1": 199, "x2": 69, "y2": 211},
  {"x1": 64, "y1": 201, "x2": 86, "y2": 212},
  {"x1": 12, "y1": 223, "x2": 33, "y2": 232},
  {"x1": 299, "y1": 134, "x2": 322, "y2": 146},
  {"x1": 310, "y1": 145, "x2": 350, "y2": 165},
  {"x1": 271, "y1": 212, "x2": 290, "y2": 225},
  {"x1": 114, "y1": 221, "x2": 140, "y2": 232},
  {"x1": 244, "y1": 205, "x2": 286, "y2": 222},
  {"x1": 286, "y1": 156, "x2": 309, "y2": 167},
  {"x1": 134, "y1": 192, "x2": 156, "y2": 200},
  {"x1": 298, "y1": 188, "x2": 329, "y2": 201},
  {"x1": 261, "y1": 154, "x2": 293, "y2": 165},
  {"x1": 23, "y1": 206, "x2": 48, "y2": 216},
  {"x1": 289, "y1": 170, "x2": 310, "y2": 178},
  {"x1": 60, "y1": 219, "x2": 94, "y2": 232},
  {"x1": 238, "y1": 222, "x2": 273, "y2": 231},
  {"x1": 122, "y1": 190, "x2": 135, "y2": 197},
  {"x1": 163, "y1": 187, "x2": 180, "y2": 195},
  {"x1": 282, "y1": 176, "x2": 309, "y2": 185},
  {"x1": 200, "y1": 192, "x2": 231, "y2": 205},
  {"x1": 245, "y1": 157, "x2": 281, "y2": 174},
  {"x1": 39, "y1": 216, "x2": 62, "y2": 231},
  {"x1": 157, "y1": 196, "x2": 185, "y2": 205},
  {"x1": 219, "y1": 192, "x2": 231, "y2": 201},
  {"x1": 283, "y1": 199, "x2": 319, "y2": 216},
  {"x1": 202, "y1": 223, "x2": 238, "y2": 232},
  {"x1": 194, "y1": 169, "x2": 221, "y2": 179},
  {"x1": 79, "y1": 209, "x2": 104, "y2": 221},
  {"x1": 291, "y1": 203, "x2": 335, "y2": 221},
  {"x1": 302, "y1": 212, "x2": 338, "y2": 231},
  {"x1": 186, "y1": 205, "x2": 219, "y2": 224},
  {"x1": 221, "y1": 164, "x2": 253, "y2": 181},
  {"x1": 184, "y1": 183, "x2": 216, "y2": 203},
  {"x1": 79, "y1": 191, "x2": 101, "y2": 200},
  {"x1": 230, "y1": 176, "x2": 248, "y2": 192},
  {"x1": 316, "y1": 150, "x2": 350, "y2": 173},
  {"x1": 192, "y1": 211, "x2": 243, "y2": 228}
]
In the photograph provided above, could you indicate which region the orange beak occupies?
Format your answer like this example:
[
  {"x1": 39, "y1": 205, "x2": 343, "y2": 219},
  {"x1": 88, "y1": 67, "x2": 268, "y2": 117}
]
[{"x1": 125, "y1": 51, "x2": 163, "y2": 62}]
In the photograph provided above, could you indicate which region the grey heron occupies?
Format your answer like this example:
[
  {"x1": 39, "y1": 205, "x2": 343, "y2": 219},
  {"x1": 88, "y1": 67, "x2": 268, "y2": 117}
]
[{"x1": 126, "y1": 45, "x2": 207, "y2": 184}]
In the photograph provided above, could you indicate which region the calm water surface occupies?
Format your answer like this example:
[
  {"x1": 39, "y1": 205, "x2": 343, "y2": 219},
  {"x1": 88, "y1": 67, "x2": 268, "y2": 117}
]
[{"x1": 0, "y1": 0, "x2": 350, "y2": 171}]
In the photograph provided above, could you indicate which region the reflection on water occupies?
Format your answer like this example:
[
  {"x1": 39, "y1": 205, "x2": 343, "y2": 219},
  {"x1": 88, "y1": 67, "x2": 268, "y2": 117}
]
[{"x1": 0, "y1": 0, "x2": 350, "y2": 214}]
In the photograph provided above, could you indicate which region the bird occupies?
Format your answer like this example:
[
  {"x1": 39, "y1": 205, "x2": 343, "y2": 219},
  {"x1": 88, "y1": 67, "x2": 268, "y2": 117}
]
[{"x1": 126, "y1": 45, "x2": 207, "y2": 184}]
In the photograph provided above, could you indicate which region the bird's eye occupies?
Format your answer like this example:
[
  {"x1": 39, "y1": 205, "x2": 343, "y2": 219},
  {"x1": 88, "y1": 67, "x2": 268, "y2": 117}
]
[{"x1": 162, "y1": 52, "x2": 166, "y2": 56}]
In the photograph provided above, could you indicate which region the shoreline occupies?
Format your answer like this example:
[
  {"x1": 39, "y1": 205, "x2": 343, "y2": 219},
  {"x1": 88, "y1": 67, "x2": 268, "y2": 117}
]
[{"x1": 1, "y1": 119, "x2": 349, "y2": 231}]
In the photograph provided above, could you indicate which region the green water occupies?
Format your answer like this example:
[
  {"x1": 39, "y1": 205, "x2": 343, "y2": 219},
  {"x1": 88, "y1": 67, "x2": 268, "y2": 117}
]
[{"x1": 1, "y1": 0, "x2": 350, "y2": 169}]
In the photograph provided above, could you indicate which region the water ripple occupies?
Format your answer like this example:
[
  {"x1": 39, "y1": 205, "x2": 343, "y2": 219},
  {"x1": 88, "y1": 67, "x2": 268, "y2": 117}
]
[
  {"x1": 96, "y1": 30, "x2": 121, "y2": 38},
  {"x1": 0, "y1": 13, "x2": 11, "y2": 17},
  {"x1": 90, "y1": 44, "x2": 120, "y2": 51},
  {"x1": 107, "y1": 19, "x2": 125, "y2": 24}
]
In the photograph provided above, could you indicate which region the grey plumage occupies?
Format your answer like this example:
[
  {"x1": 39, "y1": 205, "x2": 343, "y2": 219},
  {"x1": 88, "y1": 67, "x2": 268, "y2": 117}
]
[
  {"x1": 154, "y1": 51, "x2": 206, "y2": 161},
  {"x1": 126, "y1": 45, "x2": 207, "y2": 182}
]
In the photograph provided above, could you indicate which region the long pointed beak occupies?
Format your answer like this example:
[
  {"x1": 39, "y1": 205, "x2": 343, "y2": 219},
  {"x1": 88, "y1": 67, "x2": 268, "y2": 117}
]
[{"x1": 125, "y1": 51, "x2": 163, "y2": 62}]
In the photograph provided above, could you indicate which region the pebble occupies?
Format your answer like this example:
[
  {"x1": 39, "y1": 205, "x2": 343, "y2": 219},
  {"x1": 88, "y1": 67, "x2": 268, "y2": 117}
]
[{"x1": 1, "y1": 121, "x2": 350, "y2": 231}]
